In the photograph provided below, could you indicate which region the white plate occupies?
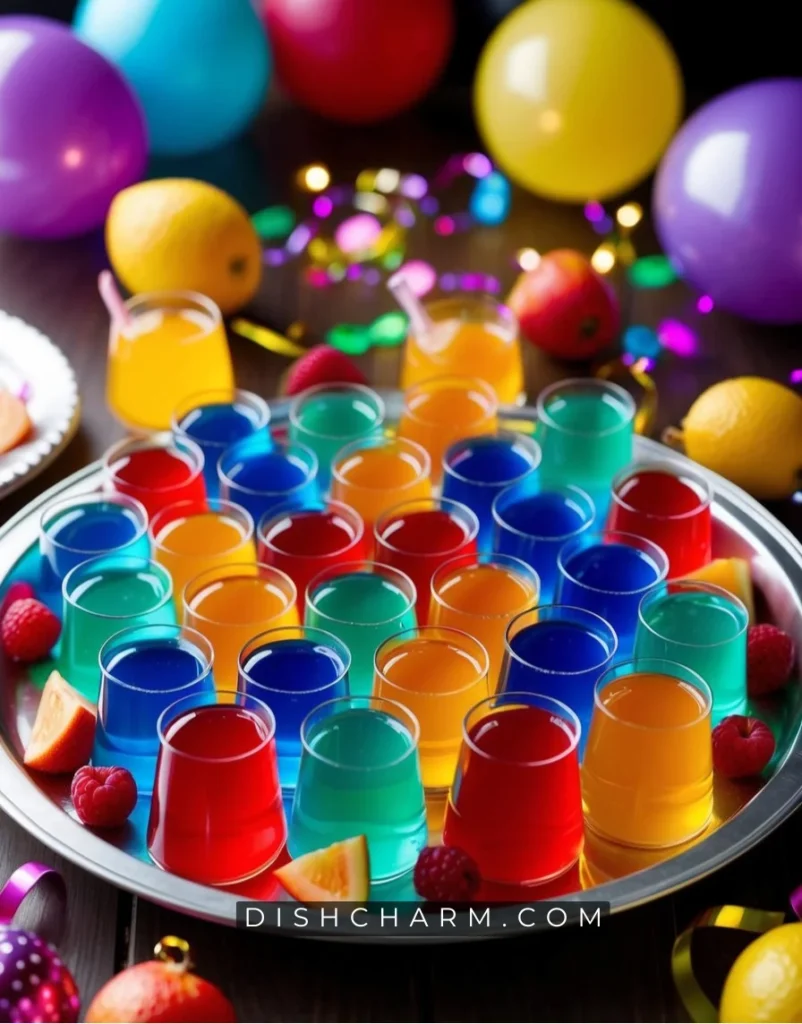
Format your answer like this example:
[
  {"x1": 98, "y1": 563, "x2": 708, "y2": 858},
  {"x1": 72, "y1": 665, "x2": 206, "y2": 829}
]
[{"x1": 0, "y1": 310, "x2": 80, "y2": 499}]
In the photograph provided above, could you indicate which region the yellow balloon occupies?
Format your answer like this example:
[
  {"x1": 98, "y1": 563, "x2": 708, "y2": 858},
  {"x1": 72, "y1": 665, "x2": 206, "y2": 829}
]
[{"x1": 474, "y1": 0, "x2": 683, "y2": 202}]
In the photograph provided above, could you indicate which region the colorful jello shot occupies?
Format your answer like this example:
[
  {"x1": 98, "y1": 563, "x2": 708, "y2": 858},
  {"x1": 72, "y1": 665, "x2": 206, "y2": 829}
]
[
  {"x1": 501, "y1": 606, "x2": 617, "y2": 747},
  {"x1": 443, "y1": 692, "x2": 583, "y2": 885},
  {"x1": 401, "y1": 294, "x2": 523, "y2": 405},
  {"x1": 289, "y1": 696, "x2": 428, "y2": 883},
  {"x1": 305, "y1": 561, "x2": 417, "y2": 697},
  {"x1": 375, "y1": 498, "x2": 479, "y2": 625},
  {"x1": 536, "y1": 379, "x2": 635, "y2": 520},
  {"x1": 430, "y1": 553, "x2": 540, "y2": 691},
  {"x1": 39, "y1": 492, "x2": 149, "y2": 594},
  {"x1": 374, "y1": 627, "x2": 490, "y2": 794},
  {"x1": 183, "y1": 563, "x2": 299, "y2": 694},
  {"x1": 148, "y1": 690, "x2": 286, "y2": 886},
  {"x1": 442, "y1": 432, "x2": 541, "y2": 552},
  {"x1": 492, "y1": 484, "x2": 595, "y2": 602},
  {"x1": 258, "y1": 500, "x2": 365, "y2": 615},
  {"x1": 218, "y1": 434, "x2": 319, "y2": 527},
  {"x1": 556, "y1": 531, "x2": 668, "y2": 658},
  {"x1": 60, "y1": 555, "x2": 176, "y2": 700},
  {"x1": 93, "y1": 624, "x2": 215, "y2": 794},
  {"x1": 607, "y1": 462, "x2": 713, "y2": 578},
  {"x1": 289, "y1": 383, "x2": 385, "y2": 491},
  {"x1": 107, "y1": 290, "x2": 234, "y2": 433},
  {"x1": 331, "y1": 436, "x2": 432, "y2": 538},
  {"x1": 238, "y1": 626, "x2": 350, "y2": 791},
  {"x1": 634, "y1": 581, "x2": 748, "y2": 721},
  {"x1": 103, "y1": 434, "x2": 207, "y2": 519},
  {"x1": 150, "y1": 499, "x2": 256, "y2": 614},
  {"x1": 398, "y1": 376, "x2": 498, "y2": 485},
  {"x1": 172, "y1": 388, "x2": 270, "y2": 499},
  {"x1": 583, "y1": 658, "x2": 714, "y2": 848}
]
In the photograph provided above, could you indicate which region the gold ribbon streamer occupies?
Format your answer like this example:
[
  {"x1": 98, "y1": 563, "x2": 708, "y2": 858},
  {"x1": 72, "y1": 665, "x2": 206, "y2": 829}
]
[
  {"x1": 671, "y1": 904, "x2": 787, "y2": 1023},
  {"x1": 594, "y1": 355, "x2": 658, "y2": 436}
]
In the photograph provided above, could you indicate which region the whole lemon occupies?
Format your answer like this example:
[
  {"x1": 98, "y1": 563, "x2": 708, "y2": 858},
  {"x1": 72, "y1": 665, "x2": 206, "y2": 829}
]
[
  {"x1": 106, "y1": 179, "x2": 262, "y2": 315},
  {"x1": 721, "y1": 923, "x2": 802, "y2": 1022},
  {"x1": 679, "y1": 377, "x2": 802, "y2": 499}
]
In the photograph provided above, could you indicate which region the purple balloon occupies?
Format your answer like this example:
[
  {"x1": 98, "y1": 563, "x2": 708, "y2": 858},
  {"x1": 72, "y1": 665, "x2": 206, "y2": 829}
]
[
  {"x1": 654, "y1": 78, "x2": 802, "y2": 324},
  {"x1": 0, "y1": 16, "x2": 147, "y2": 239}
]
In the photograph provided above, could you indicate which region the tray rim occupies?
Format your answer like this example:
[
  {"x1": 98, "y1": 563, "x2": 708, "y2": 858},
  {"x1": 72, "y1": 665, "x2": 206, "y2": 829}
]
[{"x1": 1, "y1": 403, "x2": 802, "y2": 941}]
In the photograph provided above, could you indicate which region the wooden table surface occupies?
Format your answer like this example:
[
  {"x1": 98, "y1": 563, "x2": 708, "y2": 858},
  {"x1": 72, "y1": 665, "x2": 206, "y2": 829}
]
[{"x1": 1, "y1": 98, "x2": 802, "y2": 1022}]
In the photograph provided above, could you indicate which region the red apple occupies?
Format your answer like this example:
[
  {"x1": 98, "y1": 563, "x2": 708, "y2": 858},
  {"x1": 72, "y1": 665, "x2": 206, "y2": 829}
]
[{"x1": 507, "y1": 249, "x2": 620, "y2": 361}]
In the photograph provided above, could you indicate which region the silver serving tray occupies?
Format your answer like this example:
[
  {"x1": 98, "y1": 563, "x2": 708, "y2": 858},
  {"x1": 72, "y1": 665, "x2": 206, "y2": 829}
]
[{"x1": 1, "y1": 393, "x2": 801, "y2": 941}]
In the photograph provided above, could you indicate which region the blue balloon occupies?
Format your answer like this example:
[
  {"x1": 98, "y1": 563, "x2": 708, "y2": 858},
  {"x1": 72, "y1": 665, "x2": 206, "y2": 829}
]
[{"x1": 74, "y1": 0, "x2": 270, "y2": 157}]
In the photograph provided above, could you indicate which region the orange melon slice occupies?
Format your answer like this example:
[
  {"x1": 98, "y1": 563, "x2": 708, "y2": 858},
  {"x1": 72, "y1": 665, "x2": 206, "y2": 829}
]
[
  {"x1": 681, "y1": 558, "x2": 755, "y2": 623},
  {"x1": 0, "y1": 390, "x2": 32, "y2": 454},
  {"x1": 274, "y1": 835, "x2": 369, "y2": 902},
  {"x1": 24, "y1": 670, "x2": 96, "y2": 774}
]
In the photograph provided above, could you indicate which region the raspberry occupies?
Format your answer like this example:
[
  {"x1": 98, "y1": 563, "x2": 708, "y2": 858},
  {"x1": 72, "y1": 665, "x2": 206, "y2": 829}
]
[
  {"x1": 1, "y1": 598, "x2": 61, "y2": 662},
  {"x1": 0, "y1": 581, "x2": 36, "y2": 621},
  {"x1": 713, "y1": 715, "x2": 775, "y2": 779},
  {"x1": 747, "y1": 624, "x2": 796, "y2": 697},
  {"x1": 413, "y1": 846, "x2": 481, "y2": 902},
  {"x1": 71, "y1": 766, "x2": 138, "y2": 829},
  {"x1": 285, "y1": 345, "x2": 368, "y2": 396}
]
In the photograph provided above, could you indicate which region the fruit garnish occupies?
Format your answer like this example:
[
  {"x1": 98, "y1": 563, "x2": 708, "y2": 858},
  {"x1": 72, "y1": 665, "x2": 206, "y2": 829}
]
[
  {"x1": 712, "y1": 715, "x2": 775, "y2": 779},
  {"x1": 0, "y1": 389, "x2": 33, "y2": 454},
  {"x1": 680, "y1": 557, "x2": 755, "y2": 623},
  {"x1": 72, "y1": 765, "x2": 138, "y2": 829},
  {"x1": 1, "y1": 597, "x2": 61, "y2": 662},
  {"x1": 24, "y1": 670, "x2": 96, "y2": 774},
  {"x1": 0, "y1": 580, "x2": 36, "y2": 622},
  {"x1": 274, "y1": 835, "x2": 369, "y2": 902},
  {"x1": 747, "y1": 624, "x2": 796, "y2": 697},
  {"x1": 284, "y1": 344, "x2": 368, "y2": 396},
  {"x1": 413, "y1": 845, "x2": 481, "y2": 902}
]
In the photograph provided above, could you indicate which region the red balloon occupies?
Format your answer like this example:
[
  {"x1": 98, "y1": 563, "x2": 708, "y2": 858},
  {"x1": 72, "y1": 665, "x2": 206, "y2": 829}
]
[{"x1": 263, "y1": 0, "x2": 454, "y2": 123}]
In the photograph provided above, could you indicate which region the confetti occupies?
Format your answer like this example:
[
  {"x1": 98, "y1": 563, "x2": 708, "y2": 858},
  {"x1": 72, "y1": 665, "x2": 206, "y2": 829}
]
[{"x1": 230, "y1": 319, "x2": 306, "y2": 358}]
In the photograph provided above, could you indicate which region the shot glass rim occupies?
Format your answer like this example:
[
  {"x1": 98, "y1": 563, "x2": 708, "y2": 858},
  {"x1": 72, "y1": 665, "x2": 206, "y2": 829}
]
[
  {"x1": 374, "y1": 625, "x2": 490, "y2": 697},
  {"x1": 122, "y1": 289, "x2": 223, "y2": 331},
  {"x1": 257, "y1": 500, "x2": 364, "y2": 562},
  {"x1": 170, "y1": 387, "x2": 270, "y2": 449},
  {"x1": 610, "y1": 460, "x2": 714, "y2": 521},
  {"x1": 99, "y1": 624, "x2": 215, "y2": 696},
  {"x1": 300, "y1": 694, "x2": 421, "y2": 771},
  {"x1": 441, "y1": 430, "x2": 542, "y2": 489},
  {"x1": 430, "y1": 552, "x2": 540, "y2": 621},
  {"x1": 400, "y1": 374, "x2": 499, "y2": 427},
  {"x1": 556, "y1": 530, "x2": 670, "y2": 597},
  {"x1": 156, "y1": 689, "x2": 277, "y2": 762},
  {"x1": 40, "y1": 491, "x2": 149, "y2": 557},
  {"x1": 217, "y1": 436, "x2": 319, "y2": 498},
  {"x1": 637, "y1": 580, "x2": 749, "y2": 649},
  {"x1": 536, "y1": 378, "x2": 637, "y2": 438},
  {"x1": 504, "y1": 605, "x2": 618, "y2": 677},
  {"x1": 62, "y1": 554, "x2": 174, "y2": 620},
  {"x1": 182, "y1": 561, "x2": 297, "y2": 628},
  {"x1": 238, "y1": 624, "x2": 352, "y2": 696},
  {"x1": 149, "y1": 498, "x2": 255, "y2": 556},
  {"x1": 103, "y1": 433, "x2": 206, "y2": 496},
  {"x1": 305, "y1": 560, "x2": 417, "y2": 627},
  {"x1": 593, "y1": 657, "x2": 713, "y2": 731},
  {"x1": 330, "y1": 435, "x2": 431, "y2": 493},
  {"x1": 491, "y1": 483, "x2": 596, "y2": 543},
  {"x1": 462, "y1": 691, "x2": 581, "y2": 766},
  {"x1": 421, "y1": 293, "x2": 518, "y2": 337},
  {"x1": 374, "y1": 497, "x2": 480, "y2": 556},
  {"x1": 288, "y1": 382, "x2": 386, "y2": 441}
]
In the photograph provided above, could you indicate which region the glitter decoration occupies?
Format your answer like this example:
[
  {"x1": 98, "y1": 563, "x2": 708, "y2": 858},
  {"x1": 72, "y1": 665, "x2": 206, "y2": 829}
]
[
  {"x1": 401, "y1": 174, "x2": 428, "y2": 200},
  {"x1": 623, "y1": 325, "x2": 662, "y2": 359},
  {"x1": 463, "y1": 152, "x2": 493, "y2": 179},
  {"x1": 335, "y1": 213, "x2": 383, "y2": 255},
  {"x1": 697, "y1": 295, "x2": 714, "y2": 314},
  {"x1": 312, "y1": 195, "x2": 334, "y2": 219},
  {"x1": 297, "y1": 164, "x2": 331, "y2": 192},
  {"x1": 326, "y1": 324, "x2": 372, "y2": 355},
  {"x1": 657, "y1": 319, "x2": 698, "y2": 357},
  {"x1": 616, "y1": 203, "x2": 643, "y2": 229},
  {"x1": 629, "y1": 255, "x2": 678, "y2": 289},
  {"x1": 591, "y1": 243, "x2": 617, "y2": 274},
  {"x1": 517, "y1": 248, "x2": 541, "y2": 272},
  {"x1": 469, "y1": 171, "x2": 511, "y2": 226},
  {"x1": 398, "y1": 259, "x2": 437, "y2": 297},
  {"x1": 370, "y1": 311, "x2": 408, "y2": 347},
  {"x1": 790, "y1": 369, "x2": 802, "y2": 384},
  {"x1": 584, "y1": 201, "x2": 606, "y2": 223},
  {"x1": 251, "y1": 205, "x2": 296, "y2": 240}
]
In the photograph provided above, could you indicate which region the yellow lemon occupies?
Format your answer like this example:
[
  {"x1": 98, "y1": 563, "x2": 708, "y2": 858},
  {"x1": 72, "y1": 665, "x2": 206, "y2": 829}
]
[
  {"x1": 721, "y1": 923, "x2": 802, "y2": 1022},
  {"x1": 106, "y1": 179, "x2": 262, "y2": 315},
  {"x1": 677, "y1": 377, "x2": 802, "y2": 499}
]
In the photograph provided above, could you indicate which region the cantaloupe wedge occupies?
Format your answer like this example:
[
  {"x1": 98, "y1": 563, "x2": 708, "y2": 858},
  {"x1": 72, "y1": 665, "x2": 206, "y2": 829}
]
[
  {"x1": 24, "y1": 670, "x2": 96, "y2": 773},
  {"x1": 0, "y1": 390, "x2": 32, "y2": 454},
  {"x1": 681, "y1": 558, "x2": 755, "y2": 623},
  {"x1": 274, "y1": 836, "x2": 369, "y2": 902}
]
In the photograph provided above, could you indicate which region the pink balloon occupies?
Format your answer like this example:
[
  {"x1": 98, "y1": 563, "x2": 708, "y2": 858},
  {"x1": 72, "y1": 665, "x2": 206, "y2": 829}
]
[{"x1": 0, "y1": 16, "x2": 147, "y2": 239}]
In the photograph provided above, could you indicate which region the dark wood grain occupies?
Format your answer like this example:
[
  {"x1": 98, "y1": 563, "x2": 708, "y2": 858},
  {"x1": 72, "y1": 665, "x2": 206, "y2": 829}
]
[{"x1": 1, "y1": 97, "x2": 801, "y2": 1021}]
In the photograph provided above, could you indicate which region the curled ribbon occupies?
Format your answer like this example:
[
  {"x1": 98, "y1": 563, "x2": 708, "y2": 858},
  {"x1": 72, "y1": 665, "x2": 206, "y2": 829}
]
[{"x1": 0, "y1": 861, "x2": 66, "y2": 944}]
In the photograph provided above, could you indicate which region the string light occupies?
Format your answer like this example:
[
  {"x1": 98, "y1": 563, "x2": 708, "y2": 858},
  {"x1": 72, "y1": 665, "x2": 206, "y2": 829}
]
[
  {"x1": 616, "y1": 202, "x2": 643, "y2": 229},
  {"x1": 591, "y1": 243, "x2": 617, "y2": 274},
  {"x1": 517, "y1": 248, "x2": 541, "y2": 272},
  {"x1": 298, "y1": 164, "x2": 331, "y2": 192}
]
